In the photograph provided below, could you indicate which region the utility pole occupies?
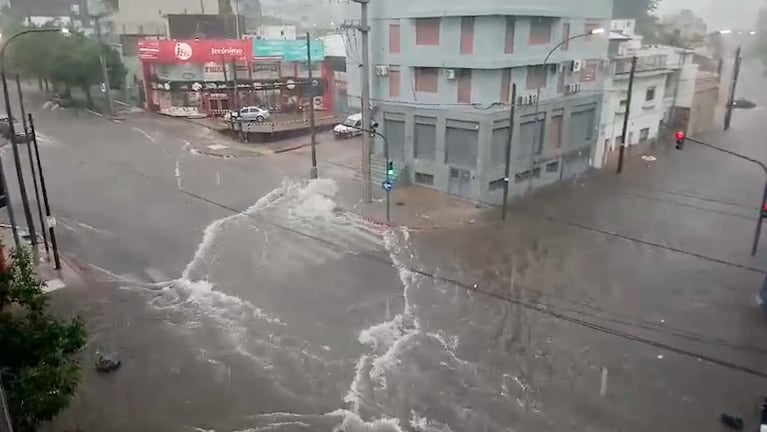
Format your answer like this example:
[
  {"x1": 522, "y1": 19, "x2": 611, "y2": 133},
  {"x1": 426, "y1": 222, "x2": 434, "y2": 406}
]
[
  {"x1": 306, "y1": 33, "x2": 318, "y2": 179},
  {"x1": 616, "y1": 56, "x2": 637, "y2": 174},
  {"x1": 349, "y1": 0, "x2": 372, "y2": 203},
  {"x1": 93, "y1": 15, "x2": 114, "y2": 117},
  {"x1": 724, "y1": 45, "x2": 742, "y2": 131},
  {"x1": 501, "y1": 84, "x2": 517, "y2": 221}
]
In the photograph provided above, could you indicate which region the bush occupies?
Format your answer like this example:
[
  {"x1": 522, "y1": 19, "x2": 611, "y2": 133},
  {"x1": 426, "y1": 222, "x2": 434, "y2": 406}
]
[{"x1": 0, "y1": 249, "x2": 86, "y2": 432}]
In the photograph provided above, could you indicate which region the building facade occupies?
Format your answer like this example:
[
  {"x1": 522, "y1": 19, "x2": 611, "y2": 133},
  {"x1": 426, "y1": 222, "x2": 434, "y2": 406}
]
[
  {"x1": 138, "y1": 38, "x2": 332, "y2": 117},
  {"x1": 346, "y1": 0, "x2": 612, "y2": 204},
  {"x1": 594, "y1": 19, "x2": 702, "y2": 168}
]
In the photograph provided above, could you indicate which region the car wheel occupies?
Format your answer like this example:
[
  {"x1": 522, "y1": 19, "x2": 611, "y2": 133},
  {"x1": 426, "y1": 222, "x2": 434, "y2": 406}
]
[{"x1": 256, "y1": 115, "x2": 265, "y2": 122}]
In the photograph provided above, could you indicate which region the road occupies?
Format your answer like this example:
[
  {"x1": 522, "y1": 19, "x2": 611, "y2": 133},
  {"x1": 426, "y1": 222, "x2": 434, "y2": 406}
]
[{"x1": 0, "y1": 60, "x2": 765, "y2": 432}]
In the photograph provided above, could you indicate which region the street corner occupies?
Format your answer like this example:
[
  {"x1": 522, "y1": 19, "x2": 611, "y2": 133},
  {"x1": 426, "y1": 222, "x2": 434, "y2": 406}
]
[{"x1": 186, "y1": 141, "x2": 273, "y2": 159}]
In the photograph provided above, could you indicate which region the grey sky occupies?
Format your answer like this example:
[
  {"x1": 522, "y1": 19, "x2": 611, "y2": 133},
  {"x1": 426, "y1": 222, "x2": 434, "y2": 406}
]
[{"x1": 656, "y1": 0, "x2": 764, "y2": 30}]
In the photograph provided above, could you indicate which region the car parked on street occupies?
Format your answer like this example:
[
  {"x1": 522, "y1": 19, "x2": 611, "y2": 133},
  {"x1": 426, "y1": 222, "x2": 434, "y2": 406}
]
[
  {"x1": 228, "y1": 106, "x2": 270, "y2": 122},
  {"x1": 333, "y1": 113, "x2": 363, "y2": 139}
]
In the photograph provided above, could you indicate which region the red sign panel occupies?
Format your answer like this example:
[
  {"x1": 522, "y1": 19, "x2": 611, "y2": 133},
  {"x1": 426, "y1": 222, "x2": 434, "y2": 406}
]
[{"x1": 138, "y1": 39, "x2": 252, "y2": 63}]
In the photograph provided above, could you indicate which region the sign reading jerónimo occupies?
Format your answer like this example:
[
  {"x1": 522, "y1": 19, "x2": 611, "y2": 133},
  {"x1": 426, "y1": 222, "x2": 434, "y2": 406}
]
[{"x1": 253, "y1": 39, "x2": 325, "y2": 62}]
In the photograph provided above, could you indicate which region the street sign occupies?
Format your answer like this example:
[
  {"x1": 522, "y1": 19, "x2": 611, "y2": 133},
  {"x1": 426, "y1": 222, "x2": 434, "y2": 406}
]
[{"x1": 382, "y1": 180, "x2": 393, "y2": 192}]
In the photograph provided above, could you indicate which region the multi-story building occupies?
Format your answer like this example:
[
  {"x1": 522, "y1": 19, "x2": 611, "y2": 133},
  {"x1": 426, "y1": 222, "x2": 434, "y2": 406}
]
[
  {"x1": 594, "y1": 19, "x2": 698, "y2": 168},
  {"x1": 346, "y1": 0, "x2": 611, "y2": 204}
]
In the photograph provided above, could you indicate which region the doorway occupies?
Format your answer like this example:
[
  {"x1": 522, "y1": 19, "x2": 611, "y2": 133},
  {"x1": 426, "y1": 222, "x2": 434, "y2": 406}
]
[{"x1": 448, "y1": 167, "x2": 472, "y2": 199}]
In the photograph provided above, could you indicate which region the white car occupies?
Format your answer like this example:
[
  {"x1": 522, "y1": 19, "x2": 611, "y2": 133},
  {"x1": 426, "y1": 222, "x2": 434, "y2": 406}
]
[
  {"x1": 229, "y1": 106, "x2": 270, "y2": 122},
  {"x1": 333, "y1": 113, "x2": 363, "y2": 139}
]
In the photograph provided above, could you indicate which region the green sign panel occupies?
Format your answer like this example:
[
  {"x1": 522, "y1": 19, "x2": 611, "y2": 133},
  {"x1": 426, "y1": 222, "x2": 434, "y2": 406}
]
[{"x1": 253, "y1": 39, "x2": 326, "y2": 62}]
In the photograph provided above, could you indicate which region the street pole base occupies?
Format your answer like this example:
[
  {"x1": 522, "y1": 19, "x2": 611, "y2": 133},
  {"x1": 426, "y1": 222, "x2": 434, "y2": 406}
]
[{"x1": 309, "y1": 166, "x2": 318, "y2": 179}]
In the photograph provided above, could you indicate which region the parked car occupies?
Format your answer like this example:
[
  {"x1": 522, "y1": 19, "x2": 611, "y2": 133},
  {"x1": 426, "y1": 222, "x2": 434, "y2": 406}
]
[
  {"x1": 228, "y1": 106, "x2": 270, "y2": 122},
  {"x1": 0, "y1": 116, "x2": 32, "y2": 143},
  {"x1": 333, "y1": 113, "x2": 363, "y2": 139}
]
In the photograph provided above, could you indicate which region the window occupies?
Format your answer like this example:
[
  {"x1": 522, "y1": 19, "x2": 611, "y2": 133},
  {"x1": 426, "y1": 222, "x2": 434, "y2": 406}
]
[
  {"x1": 414, "y1": 116, "x2": 437, "y2": 160},
  {"x1": 457, "y1": 69, "x2": 472, "y2": 103},
  {"x1": 529, "y1": 17, "x2": 552, "y2": 45},
  {"x1": 501, "y1": 69, "x2": 512, "y2": 103},
  {"x1": 389, "y1": 69, "x2": 400, "y2": 98},
  {"x1": 491, "y1": 127, "x2": 510, "y2": 166},
  {"x1": 579, "y1": 60, "x2": 597, "y2": 82},
  {"x1": 562, "y1": 22, "x2": 571, "y2": 51},
  {"x1": 415, "y1": 67, "x2": 438, "y2": 93},
  {"x1": 640, "y1": 127, "x2": 650, "y2": 141},
  {"x1": 526, "y1": 65, "x2": 546, "y2": 90},
  {"x1": 460, "y1": 17, "x2": 474, "y2": 54},
  {"x1": 584, "y1": 19, "x2": 601, "y2": 40},
  {"x1": 533, "y1": 167, "x2": 541, "y2": 178},
  {"x1": 546, "y1": 161, "x2": 560, "y2": 173},
  {"x1": 518, "y1": 116, "x2": 545, "y2": 157},
  {"x1": 488, "y1": 178, "x2": 506, "y2": 191},
  {"x1": 389, "y1": 24, "x2": 401, "y2": 53},
  {"x1": 550, "y1": 115, "x2": 563, "y2": 149},
  {"x1": 570, "y1": 108, "x2": 596, "y2": 145},
  {"x1": 445, "y1": 120, "x2": 479, "y2": 168},
  {"x1": 645, "y1": 86, "x2": 656, "y2": 101},
  {"x1": 515, "y1": 171, "x2": 531, "y2": 183},
  {"x1": 415, "y1": 172, "x2": 435, "y2": 186},
  {"x1": 504, "y1": 17, "x2": 515, "y2": 53},
  {"x1": 416, "y1": 18, "x2": 440, "y2": 45}
]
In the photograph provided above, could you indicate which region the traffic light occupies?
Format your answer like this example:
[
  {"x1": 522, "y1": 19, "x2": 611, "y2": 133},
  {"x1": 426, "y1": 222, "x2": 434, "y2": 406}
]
[
  {"x1": 675, "y1": 131, "x2": 686, "y2": 150},
  {"x1": 387, "y1": 161, "x2": 395, "y2": 178}
]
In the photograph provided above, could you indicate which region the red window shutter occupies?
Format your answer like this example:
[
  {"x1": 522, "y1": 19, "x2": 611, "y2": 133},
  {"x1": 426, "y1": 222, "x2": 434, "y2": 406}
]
[
  {"x1": 504, "y1": 17, "x2": 515, "y2": 53},
  {"x1": 562, "y1": 22, "x2": 571, "y2": 51},
  {"x1": 501, "y1": 69, "x2": 511, "y2": 102},
  {"x1": 529, "y1": 18, "x2": 551, "y2": 45},
  {"x1": 416, "y1": 18, "x2": 440, "y2": 46},
  {"x1": 389, "y1": 70, "x2": 400, "y2": 97},
  {"x1": 457, "y1": 70, "x2": 472, "y2": 103},
  {"x1": 460, "y1": 17, "x2": 474, "y2": 54},
  {"x1": 415, "y1": 68, "x2": 438, "y2": 93},
  {"x1": 389, "y1": 24, "x2": 401, "y2": 53}
]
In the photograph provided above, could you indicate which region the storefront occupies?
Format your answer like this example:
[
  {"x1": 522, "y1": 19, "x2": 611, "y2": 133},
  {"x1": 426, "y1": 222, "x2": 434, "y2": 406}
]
[{"x1": 138, "y1": 38, "x2": 332, "y2": 118}]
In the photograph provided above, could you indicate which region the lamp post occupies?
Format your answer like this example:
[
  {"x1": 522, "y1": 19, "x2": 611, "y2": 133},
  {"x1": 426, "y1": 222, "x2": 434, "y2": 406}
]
[
  {"x1": 0, "y1": 27, "x2": 69, "y2": 254},
  {"x1": 528, "y1": 27, "x2": 606, "y2": 194}
]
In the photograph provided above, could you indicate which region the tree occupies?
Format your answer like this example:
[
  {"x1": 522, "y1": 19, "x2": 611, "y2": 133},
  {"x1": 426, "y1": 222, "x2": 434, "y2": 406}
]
[{"x1": 0, "y1": 249, "x2": 86, "y2": 432}]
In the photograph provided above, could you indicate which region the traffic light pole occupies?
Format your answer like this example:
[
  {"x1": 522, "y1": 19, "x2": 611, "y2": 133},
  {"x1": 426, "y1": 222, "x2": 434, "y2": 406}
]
[
  {"x1": 679, "y1": 135, "x2": 767, "y2": 255},
  {"x1": 349, "y1": 124, "x2": 392, "y2": 223}
]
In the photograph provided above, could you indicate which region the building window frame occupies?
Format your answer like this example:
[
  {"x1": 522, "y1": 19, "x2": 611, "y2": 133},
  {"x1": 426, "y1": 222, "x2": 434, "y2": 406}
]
[{"x1": 415, "y1": 18, "x2": 441, "y2": 46}]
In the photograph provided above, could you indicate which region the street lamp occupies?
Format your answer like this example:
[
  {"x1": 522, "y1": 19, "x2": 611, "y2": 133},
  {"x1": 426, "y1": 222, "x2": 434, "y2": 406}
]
[
  {"x1": 0, "y1": 27, "x2": 69, "y2": 251},
  {"x1": 527, "y1": 27, "x2": 606, "y2": 193}
]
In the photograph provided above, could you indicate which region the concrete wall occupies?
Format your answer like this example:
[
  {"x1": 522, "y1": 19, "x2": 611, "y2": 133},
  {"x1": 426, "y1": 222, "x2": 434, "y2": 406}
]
[
  {"x1": 109, "y1": 0, "x2": 219, "y2": 35},
  {"x1": 369, "y1": 0, "x2": 612, "y2": 19}
]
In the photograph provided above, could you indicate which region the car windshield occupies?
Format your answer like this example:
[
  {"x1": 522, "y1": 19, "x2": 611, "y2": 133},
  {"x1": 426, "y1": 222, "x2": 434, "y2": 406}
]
[{"x1": 343, "y1": 118, "x2": 359, "y2": 127}]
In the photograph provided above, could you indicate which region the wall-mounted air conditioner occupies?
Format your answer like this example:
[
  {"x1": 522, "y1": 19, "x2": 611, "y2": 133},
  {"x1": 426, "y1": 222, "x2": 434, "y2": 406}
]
[
  {"x1": 572, "y1": 60, "x2": 583, "y2": 72},
  {"x1": 444, "y1": 69, "x2": 456, "y2": 80},
  {"x1": 375, "y1": 65, "x2": 390, "y2": 77}
]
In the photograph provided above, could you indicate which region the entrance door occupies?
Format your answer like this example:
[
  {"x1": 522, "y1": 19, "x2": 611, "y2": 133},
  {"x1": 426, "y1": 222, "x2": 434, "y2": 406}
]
[{"x1": 448, "y1": 167, "x2": 472, "y2": 198}]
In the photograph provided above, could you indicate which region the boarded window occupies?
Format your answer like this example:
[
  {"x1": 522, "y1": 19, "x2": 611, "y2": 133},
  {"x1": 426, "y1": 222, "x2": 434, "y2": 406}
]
[
  {"x1": 504, "y1": 17, "x2": 515, "y2": 53},
  {"x1": 518, "y1": 116, "x2": 545, "y2": 157},
  {"x1": 415, "y1": 67, "x2": 438, "y2": 93},
  {"x1": 445, "y1": 120, "x2": 479, "y2": 168},
  {"x1": 389, "y1": 24, "x2": 401, "y2": 53},
  {"x1": 562, "y1": 22, "x2": 571, "y2": 51},
  {"x1": 414, "y1": 116, "x2": 437, "y2": 160},
  {"x1": 501, "y1": 69, "x2": 511, "y2": 103},
  {"x1": 546, "y1": 161, "x2": 560, "y2": 173},
  {"x1": 526, "y1": 65, "x2": 546, "y2": 90},
  {"x1": 640, "y1": 127, "x2": 650, "y2": 141},
  {"x1": 460, "y1": 17, "x2": 474, "y2": 54},
  {"x1": 550, "y1": 115, "x2": 563, "y2": 149},
  {"x1": 457, "y1": 69, "x2": 472, "y2": 103},
  {"x1": 491, "y1": 127, "x2": 510, "y2": 167},
  {"x1": 416, "y1": 18, "x2": 440, "y2": 45},
  {"x1": 389, "y1": 69, "x2": 400, "y2": 98},
  {"x1": 529, "y1": 17, "x2": 552, "y2": 45},
  {"x1": 645, "y1": 86, "x2": 656, "y2": 101},
  {"x1": 570, "y1": 109, "x2": 596, "y2": 146}
]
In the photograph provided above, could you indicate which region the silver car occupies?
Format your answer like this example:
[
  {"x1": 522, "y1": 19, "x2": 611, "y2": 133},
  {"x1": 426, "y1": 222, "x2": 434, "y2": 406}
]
[{"x1": 230, "y1": 106, "x2": 270, "y2": 122}]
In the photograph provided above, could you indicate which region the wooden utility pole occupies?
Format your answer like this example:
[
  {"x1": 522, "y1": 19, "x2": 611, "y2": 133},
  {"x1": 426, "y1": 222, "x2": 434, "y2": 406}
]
[{"x1": 616, "y1": 56, "x2": 637, "y2": 174}]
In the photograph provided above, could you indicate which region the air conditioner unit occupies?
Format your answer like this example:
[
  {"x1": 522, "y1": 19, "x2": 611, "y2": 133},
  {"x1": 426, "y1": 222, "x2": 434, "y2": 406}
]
[
  {"x1": 375, "y1": 65, "x2": 390, "y2": 77},
  {"x1": 444, "y1": 69, "x2": 456, "y2": 80},
  {"x1": 572, "y1": 60, "x2": 582, "y2": 72},
  {"x1": 529, "y1": 93, "x2": 539, "y2": 104},
  {"x1": 517, "y1": 94, "x2": 530, "y2": 105},
  {"x1": 559, "y1": 63, "x2": 567, "y2": 73}
]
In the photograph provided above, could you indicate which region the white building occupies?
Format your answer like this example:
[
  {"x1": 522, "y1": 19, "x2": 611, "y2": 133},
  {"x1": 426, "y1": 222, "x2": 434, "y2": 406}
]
[{"x1": 593, "y1": 19, "x2": 697, "y2": 168}]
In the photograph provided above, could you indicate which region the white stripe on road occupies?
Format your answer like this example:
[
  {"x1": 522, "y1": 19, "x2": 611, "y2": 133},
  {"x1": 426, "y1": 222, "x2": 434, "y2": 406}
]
[
  {"x1": 74, "y1": 221, "x2": 113, "y2": 237},
  {"x1": 132, "y1": 127, "x2": 156, "y2": 143},
  {"x1": 86, "y1": 109, "x2": 103, "y2": 117}
]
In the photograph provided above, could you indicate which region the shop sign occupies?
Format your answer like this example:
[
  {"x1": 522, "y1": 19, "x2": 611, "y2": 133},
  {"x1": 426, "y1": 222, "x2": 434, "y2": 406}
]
[
  {"x1": 139, "y1": 39, "x2": 253, "y2": 63},
  {"x1": 253, "y1": 39, "x2": 325, "y2": 62}
]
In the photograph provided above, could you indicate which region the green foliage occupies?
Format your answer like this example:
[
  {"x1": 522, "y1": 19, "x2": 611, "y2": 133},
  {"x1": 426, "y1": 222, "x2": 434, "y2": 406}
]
[
  {"x1": 0, "y1": 249, "x2": 86, "y2": 432},
  {"x1": 0, "y1": 19, "x2": 127, "y2": 108}
]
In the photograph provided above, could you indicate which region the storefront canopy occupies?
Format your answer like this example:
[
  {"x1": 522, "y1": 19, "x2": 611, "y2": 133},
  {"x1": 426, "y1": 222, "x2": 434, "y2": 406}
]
[
  {"x1": 253, "y1": 39, "x2": 326, "y2": 62},
  {"x1": 139, "y1": 39, "x2": 252, "y2": 63}
]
